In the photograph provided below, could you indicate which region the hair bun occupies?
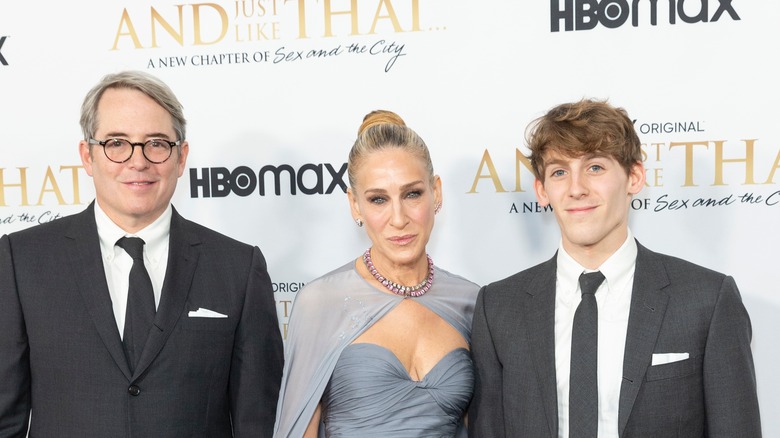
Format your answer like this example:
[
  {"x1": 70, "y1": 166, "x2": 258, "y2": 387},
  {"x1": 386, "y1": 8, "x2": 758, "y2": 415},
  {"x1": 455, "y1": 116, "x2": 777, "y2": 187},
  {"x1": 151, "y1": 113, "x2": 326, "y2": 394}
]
[{"x1": 358, "y1": 110, "x2": 406, "y2": 135}]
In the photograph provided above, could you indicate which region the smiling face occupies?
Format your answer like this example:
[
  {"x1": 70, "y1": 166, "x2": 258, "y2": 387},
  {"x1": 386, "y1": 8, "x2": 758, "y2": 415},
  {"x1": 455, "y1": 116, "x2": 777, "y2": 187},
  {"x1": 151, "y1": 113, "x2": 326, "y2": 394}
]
[
  {"x1": 534, "y1": 152, "x2": 645, "y2": 268},
  {"x1": 348, "y1": 147, "x2": 442, "y2": 274},
  {"x1": 79, "y1": 87, "x2": 189, "y2": 233}
]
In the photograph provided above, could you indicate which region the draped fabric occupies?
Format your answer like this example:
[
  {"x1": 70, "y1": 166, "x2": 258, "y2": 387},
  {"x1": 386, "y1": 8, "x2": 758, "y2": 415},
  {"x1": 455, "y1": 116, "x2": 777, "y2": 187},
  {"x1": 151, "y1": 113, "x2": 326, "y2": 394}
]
[
  {"x1": 273, "y1": 261, "x2": 480, "y2": 438},
  {"x1": 322, "y1": 344, "x2": 473, "y2": 437}
]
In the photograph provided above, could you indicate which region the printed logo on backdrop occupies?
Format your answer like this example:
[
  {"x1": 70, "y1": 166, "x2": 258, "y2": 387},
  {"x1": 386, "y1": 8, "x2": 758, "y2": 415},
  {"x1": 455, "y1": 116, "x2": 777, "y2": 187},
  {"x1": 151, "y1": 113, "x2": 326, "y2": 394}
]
[
  {"x1": 109, "y1": 0, "x2": 444, "y2": 72},
  {"x1": 0, "y1": 165, "x2": 89, "y2": 230},
  {"x1": 189, "y1": 163, "x2": 347, "y2": 197},
  {"x1": 466, "y1": 119, "x2": 780, "y2": 214},
  {"x1": 0, "y1": 36, "x2": 9, "y2": 66},
  {"x1": 550, "y1": 0, "x2": 740, "y2": 32},
  {"x1": 275, "y1": 281, "x2": 305, "y2": 340}
]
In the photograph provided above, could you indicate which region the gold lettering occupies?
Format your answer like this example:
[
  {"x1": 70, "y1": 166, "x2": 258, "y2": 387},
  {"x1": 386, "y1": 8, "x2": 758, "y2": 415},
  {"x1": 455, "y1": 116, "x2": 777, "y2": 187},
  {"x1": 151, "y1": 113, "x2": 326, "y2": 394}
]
[
  {"x1": 279, "y1": 300, "x2": 292, "y2": 317},
  {"x1": 111, "y1": 9, "x2": 143, "y2": 50},
  {"x1": 193, "y1": 3, "x2": 229, "y2": 45},
  {"x1": 290, "y1": 0, "x2": 309, "y2": 38},
  {"x1": 60, "y1": 165, "x2": 85, "y2": 205},
  {"x1": 0, "y1": 168, "x2": 30, "y2": 206},
  {"x1": 151, "y1": 6, "x2": 185, "y2": 47},
  {"x1": 35, "y1": 167, "x2": 66, "y2": 206},
  {"x1": 713, "y1": 139, "x2": 755, "y2": 186},
  {"x1": 323, "y1": 0, "x2": 359, "y2": 37},
  {"x1": 644, "y1": 168, "x2": 663, "y2": 187},
  {"x1": 369, "y1": 0, "x2": 403, "y2": 34},
  {"x1": 467, "y1": 150, "x2": 506, "y2": 193},
  {"x1": 514, "y1": 148, "x2": 534, "y2": 192},
  {"x1": 763, "y1": 148, "x2": 780, "y2": 184},
  {"x1": 410, "y1": 0, "x2": 422, "y2": 31},
  {"x1": 669, "y1": 141, "x2": 709, "y2": 187}
]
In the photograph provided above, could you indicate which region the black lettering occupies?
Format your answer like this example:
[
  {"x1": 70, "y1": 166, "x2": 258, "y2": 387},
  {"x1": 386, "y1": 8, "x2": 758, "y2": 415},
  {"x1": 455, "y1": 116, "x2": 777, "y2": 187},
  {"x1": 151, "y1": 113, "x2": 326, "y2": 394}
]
[
  {"x1": 230, "y1": 166, "x2": 257, "y2": 196},
  {"x1": 710, "y1": 0, "x2": 739, "y2": 21},
  {"x1": 598, "y1": 0, "x2": 629, "y2": 28},
  {"x1": 677, "y1": 0, "x2": 708, "y2": 24},
  {"x1": 576, "y1": 0, "x2": 599, "y2": 30},
  {"x1": 324, "y1": 163, "x2": 348, "y2": 194},
  {"x1": 297, "y1": 164, "x2": 324, "y2": 195},
  {"x1": 189, "y1": 168, "x2": 210, "y2": 197},
  {"x1": 766, "y1": 191, "x2": 780, "y2": 206},
  {"x1": 259, "y1": 164, "x2": 296, "y2": 195},
  {"x1": 0, "y1": 36, "x2": 8, "y2": 66},
  {"x1": 551, "y1": 0, "x2": 574, "y2": 32},
  {"x1": 211, "y1": 167, "x2": 232, "y2": 197}
]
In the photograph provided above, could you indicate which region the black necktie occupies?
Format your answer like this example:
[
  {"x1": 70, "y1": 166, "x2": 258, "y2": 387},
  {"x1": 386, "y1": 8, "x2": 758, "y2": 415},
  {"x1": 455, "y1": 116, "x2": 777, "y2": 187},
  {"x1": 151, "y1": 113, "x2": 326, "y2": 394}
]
[
  {"x1": 569, "y1": 271, "x2": 605, "y2": 438},
  {"x1": 116, "y1": 236, "x2": 156, "y2": 373}
]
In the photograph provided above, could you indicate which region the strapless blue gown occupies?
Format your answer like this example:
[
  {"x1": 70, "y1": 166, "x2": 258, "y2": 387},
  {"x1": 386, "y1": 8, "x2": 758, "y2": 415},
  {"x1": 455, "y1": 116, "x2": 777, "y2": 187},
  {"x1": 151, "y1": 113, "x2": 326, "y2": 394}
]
[{"x1": 321, "y1": 343, "x2": 473, "y2": 437}]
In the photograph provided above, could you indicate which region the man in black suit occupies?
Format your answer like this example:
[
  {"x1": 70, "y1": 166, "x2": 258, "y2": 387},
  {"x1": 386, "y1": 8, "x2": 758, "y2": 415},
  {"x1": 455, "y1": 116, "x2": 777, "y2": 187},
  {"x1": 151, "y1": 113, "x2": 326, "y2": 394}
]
[
  {"x1": 0, "y1": 71, "x2": 283, "y2": 437},
  {"x1": 469, "y1": 99, "x2": 761, "y2": 437}
]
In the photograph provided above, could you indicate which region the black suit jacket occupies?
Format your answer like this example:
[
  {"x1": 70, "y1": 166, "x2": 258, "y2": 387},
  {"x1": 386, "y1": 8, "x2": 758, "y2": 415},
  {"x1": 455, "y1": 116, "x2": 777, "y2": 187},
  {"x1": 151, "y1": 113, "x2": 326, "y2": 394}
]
[
  {"x1": 0, "y1": 203, "x2": 283, "y2": 437},
  {"x1": 469, "y1": 241, "x2": 761, "y2": 437}
]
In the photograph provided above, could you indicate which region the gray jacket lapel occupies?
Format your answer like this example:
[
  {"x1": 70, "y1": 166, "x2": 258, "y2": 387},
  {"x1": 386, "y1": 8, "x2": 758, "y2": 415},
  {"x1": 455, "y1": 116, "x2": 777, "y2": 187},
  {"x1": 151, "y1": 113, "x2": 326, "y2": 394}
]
[
  {"x1": 525, "y1": 255, "x2": 559, "y2": 437},
  {"x1": 618, "y1": 242, "x2": 670, "y2": 434},
  {"x1": 65, "y1": 204, "x2": 132, "y2": 380},
  {"x1": 132, "y1": 208, "x2": 200, "y2": 380}
]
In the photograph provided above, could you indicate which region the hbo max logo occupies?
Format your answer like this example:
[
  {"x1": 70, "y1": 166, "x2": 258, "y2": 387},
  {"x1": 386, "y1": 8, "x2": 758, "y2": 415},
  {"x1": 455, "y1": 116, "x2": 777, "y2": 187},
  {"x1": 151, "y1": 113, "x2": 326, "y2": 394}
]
[
  {"x1": 189, "y1": 164, "x2": 348, "y2": 197},
  {"x1": 550, "y1": 0, "x2": 740, "y2": 32}
]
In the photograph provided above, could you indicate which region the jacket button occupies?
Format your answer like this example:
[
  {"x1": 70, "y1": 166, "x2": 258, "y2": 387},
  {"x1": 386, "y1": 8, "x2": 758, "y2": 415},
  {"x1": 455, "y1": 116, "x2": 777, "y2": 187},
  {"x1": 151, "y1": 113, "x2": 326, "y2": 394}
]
[{"x1": 128, "y1": 385, "x2": 141, "y2": 396}]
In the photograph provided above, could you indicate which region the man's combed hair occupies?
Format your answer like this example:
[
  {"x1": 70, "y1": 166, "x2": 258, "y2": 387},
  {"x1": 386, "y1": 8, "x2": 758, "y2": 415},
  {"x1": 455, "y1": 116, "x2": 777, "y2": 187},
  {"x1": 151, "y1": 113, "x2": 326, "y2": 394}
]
[{"x1": 80, "y1": 70, "x2": 187, "y2": 142}]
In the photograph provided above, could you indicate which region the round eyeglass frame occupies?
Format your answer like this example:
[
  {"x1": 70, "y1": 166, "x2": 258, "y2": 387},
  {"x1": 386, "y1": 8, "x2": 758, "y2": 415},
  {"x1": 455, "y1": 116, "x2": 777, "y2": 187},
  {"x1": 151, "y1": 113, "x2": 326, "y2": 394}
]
[{"x1": 88, "y1": 138, "x2": 181, "y2": 164}]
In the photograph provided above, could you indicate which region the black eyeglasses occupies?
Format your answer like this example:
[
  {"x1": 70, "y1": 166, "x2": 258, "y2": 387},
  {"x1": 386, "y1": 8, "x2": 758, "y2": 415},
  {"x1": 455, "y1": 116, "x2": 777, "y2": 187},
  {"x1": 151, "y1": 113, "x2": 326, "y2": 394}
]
[{"x1": 88, "y1": 138, "x2": 181, "y2": 164}]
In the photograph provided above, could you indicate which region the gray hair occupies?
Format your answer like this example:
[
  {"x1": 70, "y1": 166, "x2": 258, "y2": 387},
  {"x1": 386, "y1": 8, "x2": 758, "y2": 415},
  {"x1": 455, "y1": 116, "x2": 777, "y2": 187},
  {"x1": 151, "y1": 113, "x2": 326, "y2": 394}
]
[
  {"x1": 348, "y1": 112, "x2": 434, "y2": 188},
  {"x1": 80, "y1": 70, "x2": 186, "y2": 141}
]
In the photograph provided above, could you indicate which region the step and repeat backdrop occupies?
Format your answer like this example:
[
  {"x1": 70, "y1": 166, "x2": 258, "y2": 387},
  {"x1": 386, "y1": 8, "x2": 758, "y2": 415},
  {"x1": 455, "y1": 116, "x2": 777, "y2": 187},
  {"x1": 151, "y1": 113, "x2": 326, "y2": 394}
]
[{"x1": 2, "y1": 0, "x2": 778, "y2": 433}]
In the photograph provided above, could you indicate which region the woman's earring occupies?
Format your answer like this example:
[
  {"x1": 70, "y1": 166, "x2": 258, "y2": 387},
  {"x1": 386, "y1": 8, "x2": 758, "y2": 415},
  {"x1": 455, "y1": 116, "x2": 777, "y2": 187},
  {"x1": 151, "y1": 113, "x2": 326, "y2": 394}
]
[
  {"x1": 355, "y1": 218, "x2": 364, "y2": 227},
  {"x1": 434, "y1": 202, "x2": 442, "y2": 214}
]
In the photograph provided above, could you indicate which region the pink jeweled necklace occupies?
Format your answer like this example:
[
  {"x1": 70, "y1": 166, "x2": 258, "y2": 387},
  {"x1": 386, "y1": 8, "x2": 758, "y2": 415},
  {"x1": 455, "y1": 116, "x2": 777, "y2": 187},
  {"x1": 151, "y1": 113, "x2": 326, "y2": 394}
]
[{"x1": 362, "y1": 248, "x2": 434, "y2": 297}]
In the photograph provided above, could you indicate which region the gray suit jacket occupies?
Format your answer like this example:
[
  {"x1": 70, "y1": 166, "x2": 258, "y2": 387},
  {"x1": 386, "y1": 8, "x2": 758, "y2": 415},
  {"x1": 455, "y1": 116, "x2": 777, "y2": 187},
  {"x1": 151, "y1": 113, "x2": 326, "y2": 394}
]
[
  {"x1": 0, "y1": 203, "x2": 284, "y2": 437},
  {"x1": 469, "y1": 241, "x2": 761, "y2": 437}
]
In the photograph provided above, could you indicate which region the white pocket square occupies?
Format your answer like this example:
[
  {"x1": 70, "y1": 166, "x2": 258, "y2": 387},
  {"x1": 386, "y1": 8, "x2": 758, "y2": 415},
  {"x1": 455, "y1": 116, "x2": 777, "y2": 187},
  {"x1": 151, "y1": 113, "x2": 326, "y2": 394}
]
[
  {"x1": 188, "y1": 308, "x2": 228, "y2": 318},
  {"x1": 651, "y1": 352, "x2": 689, "y2": 366}
]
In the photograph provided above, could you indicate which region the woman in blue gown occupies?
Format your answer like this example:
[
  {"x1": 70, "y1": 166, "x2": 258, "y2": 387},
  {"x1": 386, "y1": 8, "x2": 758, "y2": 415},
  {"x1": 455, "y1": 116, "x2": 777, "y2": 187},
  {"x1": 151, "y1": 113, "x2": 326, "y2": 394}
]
[{"x1": 274, "y1": 111, "x2": 480, "y2": 437}]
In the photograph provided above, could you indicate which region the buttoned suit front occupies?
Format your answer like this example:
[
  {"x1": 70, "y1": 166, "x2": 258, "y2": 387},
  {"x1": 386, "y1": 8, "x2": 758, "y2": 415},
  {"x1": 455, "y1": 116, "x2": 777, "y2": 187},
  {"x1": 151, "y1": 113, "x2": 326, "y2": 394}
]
[
  {"x1": 469, "y1": 241, "x2": 761, "y2": 437},
  {"x1": 0, "y1": 203, "x2": 283, "y2": 437}
]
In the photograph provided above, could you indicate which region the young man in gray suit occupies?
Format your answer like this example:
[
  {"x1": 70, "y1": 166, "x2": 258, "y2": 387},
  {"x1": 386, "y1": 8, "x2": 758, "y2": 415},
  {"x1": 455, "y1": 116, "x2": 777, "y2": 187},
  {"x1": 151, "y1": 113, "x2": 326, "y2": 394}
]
[
  {"x1": 469, "y1": 99, "x2": 761, "y2": 437},
  {"x1": 0, "y1": 71, "x2": 284, "y2": 437}
]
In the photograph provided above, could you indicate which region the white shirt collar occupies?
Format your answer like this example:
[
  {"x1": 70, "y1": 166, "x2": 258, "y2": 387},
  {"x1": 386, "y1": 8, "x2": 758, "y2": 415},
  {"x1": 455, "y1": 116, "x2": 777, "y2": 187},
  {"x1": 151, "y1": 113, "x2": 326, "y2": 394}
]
[
  {"x1": 94, "y1": 202, "x2": 172, "y2": 264},
  {"x1": 556, "y1": 229, "x2": 638, "y2": 301}
]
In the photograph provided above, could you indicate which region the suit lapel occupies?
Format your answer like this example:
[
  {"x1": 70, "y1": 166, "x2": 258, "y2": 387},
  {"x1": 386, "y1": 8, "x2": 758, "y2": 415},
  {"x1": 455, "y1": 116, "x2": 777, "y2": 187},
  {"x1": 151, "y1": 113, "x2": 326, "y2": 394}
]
[
  {"x1": 132, "y1": 208, "x2": 200, "y2": 380},
  {"x1": 65, "y1": 204, "x2": 132, "y2": 380},
  {"x1": 525, "y1": 256, "x2": 559, "y2": 437},
  {"x1": 618, "y1": 242, "x2": 670, "y2": 434}
]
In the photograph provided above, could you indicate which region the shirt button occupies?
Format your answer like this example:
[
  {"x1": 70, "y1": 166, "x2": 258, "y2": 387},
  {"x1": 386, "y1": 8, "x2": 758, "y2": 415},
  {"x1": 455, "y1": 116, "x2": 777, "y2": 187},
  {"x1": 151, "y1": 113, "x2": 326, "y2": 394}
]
[{"x1": 128, "y1": 385, "x2": 141, "y2": 396}]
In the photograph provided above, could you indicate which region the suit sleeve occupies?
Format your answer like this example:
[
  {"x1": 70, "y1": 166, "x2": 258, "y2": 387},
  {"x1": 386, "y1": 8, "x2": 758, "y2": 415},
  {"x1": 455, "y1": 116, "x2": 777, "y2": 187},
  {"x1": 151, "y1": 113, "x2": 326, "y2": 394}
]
[
  {"x1": 469, "y1": 286, "x2": 506, "y2": 437},
  {"x1": 230, "y1": 246, "x2": 284, "y2": 437},
  {"x1": 0, "y1": 235, "x2": 32, "y2": 437},
  {"x1": 703, "y1": 275, "x2": 762, "y2": 437}
]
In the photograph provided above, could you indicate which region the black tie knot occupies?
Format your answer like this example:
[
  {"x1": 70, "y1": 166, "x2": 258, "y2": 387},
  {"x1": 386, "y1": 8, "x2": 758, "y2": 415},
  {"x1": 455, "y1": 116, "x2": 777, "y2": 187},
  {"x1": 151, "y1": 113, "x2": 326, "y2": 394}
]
[
  {"x1": 579, "y1": 271, "x2": 605, "y2": 296},
  {"x1": 117, "y1": 236, "x2": 146, "y2": 261}
]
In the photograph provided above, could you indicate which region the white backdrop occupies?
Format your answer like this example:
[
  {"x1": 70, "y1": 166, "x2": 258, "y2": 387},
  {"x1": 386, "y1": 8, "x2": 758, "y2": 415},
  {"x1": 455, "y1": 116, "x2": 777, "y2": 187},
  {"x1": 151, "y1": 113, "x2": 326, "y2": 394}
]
[{"x1": 2, "y1": 0, "x2": 778, "y2": 434}]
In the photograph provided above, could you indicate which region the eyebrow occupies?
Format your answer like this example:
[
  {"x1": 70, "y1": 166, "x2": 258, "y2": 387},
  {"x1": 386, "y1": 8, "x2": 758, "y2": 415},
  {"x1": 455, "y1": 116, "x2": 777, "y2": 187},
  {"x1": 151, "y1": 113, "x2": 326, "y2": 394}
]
[
  {"x1": 544, "y1": 153, "x2": 609, "y2": 167},
  {"x1": 101, "y1": 131, "x2": 174, "y2": 140},
  {"x1": 363, "y1": 180, "x2": 425, "y2": 195}
]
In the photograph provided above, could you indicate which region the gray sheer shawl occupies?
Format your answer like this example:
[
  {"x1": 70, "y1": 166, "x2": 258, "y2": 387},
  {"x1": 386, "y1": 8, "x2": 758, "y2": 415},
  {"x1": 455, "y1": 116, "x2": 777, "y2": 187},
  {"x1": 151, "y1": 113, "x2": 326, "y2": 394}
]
[{"x1": 273, "y1": 261, "x2": 479, "y2": 438}]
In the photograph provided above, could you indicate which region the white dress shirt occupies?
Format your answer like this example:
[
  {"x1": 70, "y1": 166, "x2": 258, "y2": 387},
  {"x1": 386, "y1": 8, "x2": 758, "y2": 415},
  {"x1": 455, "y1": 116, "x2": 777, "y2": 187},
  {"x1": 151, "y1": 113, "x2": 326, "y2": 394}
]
[
  {"x1": 94, "y1": 202, "x2": 171, "y2": 339},
  {"x1": 555, "y1": 230, "x2": 637, "y2": 438}
]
